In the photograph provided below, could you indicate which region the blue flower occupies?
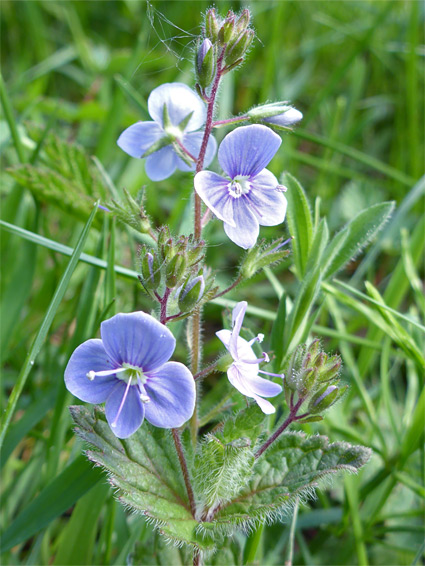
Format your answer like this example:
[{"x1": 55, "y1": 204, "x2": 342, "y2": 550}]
[
  {"x1": 65, "y1": 312, "x2": 196, "y2": 438},
  {"x1": 117, "y1": 83, "x2": 217, "y2": 181},
  {"x1": 216, "y1": 301, "x2": 282, "y2": 414},
  {"x1": 194, "y1": 124, "x2": 287, "y2": 249}
]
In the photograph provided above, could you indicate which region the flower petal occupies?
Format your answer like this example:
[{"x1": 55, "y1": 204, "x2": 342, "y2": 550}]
[
  {"x1": 117, "y1": 121, "x2": 164, "y2": 158},
  {"x1": 235, "y1": 364, "x2": 282, "y2": 397},
  {"x1": 230, "y1": 301, "x2": 247, "y2": 359},
  {"x1": 218, "y1": 124, "x2": 282, "y2": 178},
  {"x1": 144, "y1": 362, "x2": 196, "y2": 428},
  {"x1": 223, "y1": 198, "x2": 259, "y2": 249},
  {"x1": 194, "y1": 171, "x2": 235, "y2": 226},
  {"x1": 65, "y1": 339, "x2": 117, "y2": 403},
  {"x1": 148, "y1": 83, "x2": 206, "y2": 131},
  {"x1": 100, "y1": 312, "x2": 175, "y2": 371},
  {"x1": 145, "y1": 146, "x2": 178, "y2": 181},
  {"x1": 176, "y1": 132, "x2": 217, "y2": 172},
  {"x1": 251, "y1": 394, "x2": 276, "y2": 414},
  {"x1": 248, "y1": 169, "x2": 287, "y2": 226},
  {"x1": 105, "y1": 382, "x2": 144, "y2": 439}
]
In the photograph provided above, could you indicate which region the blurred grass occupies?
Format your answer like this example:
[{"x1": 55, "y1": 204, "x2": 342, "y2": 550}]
[{"x1": 1, "y1": 1, "x2": 424, "y2": 565}]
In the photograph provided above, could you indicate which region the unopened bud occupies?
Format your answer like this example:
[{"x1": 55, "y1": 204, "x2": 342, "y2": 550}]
[
  {"x1": 205, "y1": 9, "x2": 219, "y2": 42},
  {"x1": 178, "y1": 275, "x2": 205, "y2": 312},
  {"x1": 141, "y1": 252, "x2": 161, "y2": 290},
  {"x1": 308, "y1": 384, "x2": 346, "y2": 414},
  {"x1": 196, "y1": 38, "x2": 215, "y2": 89},
  {"x1": 235, "y1": 9, "x2": 250, "y2": 33},
  {"x1": 247, "y1": 102, "x2": 303, "y2": 129},
  {"x1": 317, "y1": 357, "x2": 342, "y2": 384},
  {"x1": 218, "y1": 16, "x2": 235, "y2": 45},
  {"x1": 226, "y1": 29, "x2": 254, "y2": 66},
  {"x1": 298, "y1": 367, "x2": 318, "y2": 396},
  {"x1": 165, "y1": 253, "x2": 187, "y2": 288},
  {"x1": 240, "y1": 238, "x2": 291, "y2": 279},
  {"x1": 163, "y1": 238, "x2": 175, "y2": 261}
]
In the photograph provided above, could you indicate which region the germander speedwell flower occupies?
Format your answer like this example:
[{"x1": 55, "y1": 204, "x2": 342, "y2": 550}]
[
  {"x1": 194, "y1": 124, "x2": 287, "y2": 248},
  {"x1": 216, "y1": 301, "x2": 283, "y2": 414},
  {"x1": 117, "y1": 83, "x2": 217, "y2": 181},
  {"x1": 65, "y1": 312, "x2": 196, "y2": 438}
]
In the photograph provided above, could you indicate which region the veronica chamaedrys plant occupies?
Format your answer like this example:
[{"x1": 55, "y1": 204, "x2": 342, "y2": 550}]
[
  {"x1": 216, "y1": 301, "x2": 283, "y2": 413},
  {"x1": 65, "y1": 312, "x2": 195, "y2": 438},
  {"x1": 247, "y1": 102, "x2": 303, "y2": 128},
  {"x1": 194, "y1": 124, "x2": 287, "y2": 248},
  {"x1": 117, "y1": 83, "x2": 217, "y2": 181}
]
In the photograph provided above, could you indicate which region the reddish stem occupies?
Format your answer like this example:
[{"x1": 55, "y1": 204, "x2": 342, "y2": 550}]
[
  {"x1": 194, "y1": 48, "x2": 226, "y2": 239},
  {"x1": 254, "y1": 397, "x2": 305, "y2": 459},
  {"x1": 159, "y1": 287, "x2": 171, "y2": 325}
]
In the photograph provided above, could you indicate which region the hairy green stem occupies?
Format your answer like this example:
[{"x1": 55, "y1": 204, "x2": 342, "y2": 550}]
[
  {"x1": 189, "y1": 48, "x2": 226, "y2": 446},
  {"x1": 171, "y1": 428, "x2": 197, "y2": 518},
  {"x1": 214, "y1": 275, "x2": 243, "y2": 299},
  {"x1": 194, "y1": 361, "x2": 218, "y2": 382}
]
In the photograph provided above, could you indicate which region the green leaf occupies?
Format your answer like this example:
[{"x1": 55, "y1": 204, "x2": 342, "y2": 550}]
[
  {"x1": 322, "y1": 202, "x2": 395, "y2": 279},
  {"x1": 210, "y1": 432, "x2": 371, "y2": 531},
  {"x1": 70, "y1": 405, "x2": 216, "y2": 552},
  {"x1": 0, "y1": 456, "x2": 103, "y2": 553},
  {"x1": 283, "y1": 173, "x2": 313, "y2": 278}
]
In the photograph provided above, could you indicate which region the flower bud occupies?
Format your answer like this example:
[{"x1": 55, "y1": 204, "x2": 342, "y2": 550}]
[
  {"x1": 205, "y1": 9, "x2": 219, "y2": 42},
  {"x1": 141, "y1": 252, "x2": 161, "y2": 290},
  {"x1": 235, "y1": 9, "x2": 250, "y2": 33},
  {"x1": 225, "y1": 29, "x2": 254, "y2": 67},
  {"x1": 308, "y1": 384, "x2": 347, "y2": 414},
  {"x1": 218, "y1": 14, "x2": 235, "y2": 45},
  {"x1": 187, "y1": 239, "x2": 205, "y2": 266},
  {"x1": 196, "y1": 38, "x2": 215, "y2": 89},
  {"x1": 165, "y1": 253, "x2": 187, "y2": 288},
  {"x1": 163, "y1": 237, "x2": 175, "y2": 261},
  {"x1": 247, "y1": 102, "x2": 303, "y2": 129},
  {"x1": 178, "y1": 275, "x2": 205, "y2": 312}
]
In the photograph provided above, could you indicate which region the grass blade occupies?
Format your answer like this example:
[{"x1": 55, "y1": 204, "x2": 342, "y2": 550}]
[{"x1": 0, "y1": 203, "x2": 98, "y2": 449}]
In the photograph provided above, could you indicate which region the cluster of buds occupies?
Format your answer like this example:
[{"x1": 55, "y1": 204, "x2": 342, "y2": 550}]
[
  {"x1": 247, "y1": 102, "x2": 303, "y2": 130},
  {"x1": 195, "y1": 9, "x2": 253, "y2": 91},
  {"x1": 240, "y1": 237, "x2": 292, "y2": 279},
  {"x1": 284, "y1": 340, "x2": 347, "y2": 416},
  {"x1": 139, "y1": 229, "x2": 216, "y2": 315}
]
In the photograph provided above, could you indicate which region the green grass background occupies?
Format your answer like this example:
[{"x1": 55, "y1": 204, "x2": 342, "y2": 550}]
[{"x1": 1, "y1": 1, "x2": 424, "y2": 565}]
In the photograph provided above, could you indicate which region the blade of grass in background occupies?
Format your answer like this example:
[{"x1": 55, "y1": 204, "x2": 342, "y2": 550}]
[{"x1": 0, "y1": 202, "x2": 98, "y2": 449}]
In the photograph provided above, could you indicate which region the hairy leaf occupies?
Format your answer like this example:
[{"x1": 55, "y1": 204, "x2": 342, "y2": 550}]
[
  {"x1": 70, "y1": 405, "x2": 216, "y2": 551},
  {"x1": 207, "y1": 432, "x2": 371, "y2": 532}
]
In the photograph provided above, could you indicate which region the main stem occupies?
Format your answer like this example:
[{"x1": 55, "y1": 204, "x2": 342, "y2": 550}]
[
  {"x1": 190, "y1": 50, "x2": 226, "y2": 447},
  {"x1": 171, "y1": 428, "x2": 197, "y2": 518}
]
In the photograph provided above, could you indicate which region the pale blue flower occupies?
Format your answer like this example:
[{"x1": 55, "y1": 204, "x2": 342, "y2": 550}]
[
  {"x1": 65, "y1": 312, "x2": 196, "y2": 438},
  {"x1": 194, "y1": 125, "x2": 287, "y2": 248},
  {"x1": 117, "y1": 83, "x2": 217, "y2": 181},
  {"x1": 216, "y1": 301, "x2": 282, "y2": 414}
]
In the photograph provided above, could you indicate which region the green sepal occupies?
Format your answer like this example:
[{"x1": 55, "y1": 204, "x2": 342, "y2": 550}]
[{"x1": 141, "y1": 135, "x2": 171, "y2": 158}]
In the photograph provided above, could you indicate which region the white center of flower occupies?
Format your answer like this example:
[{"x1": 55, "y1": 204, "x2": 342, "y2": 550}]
[
  {"x1": 228, "y1": 176, "x2": 251, "y2": 198},
  {"x1": 164, "y1": 124, "x2": 182, "y2": 140},
  {"x1": 119, "y1": 363, "x2": 147, "y2": 385}
]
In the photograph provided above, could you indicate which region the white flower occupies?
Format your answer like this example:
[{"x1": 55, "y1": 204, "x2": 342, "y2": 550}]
[{"x1": 216, "y1": 301, "x2": 283, "y2": 414}]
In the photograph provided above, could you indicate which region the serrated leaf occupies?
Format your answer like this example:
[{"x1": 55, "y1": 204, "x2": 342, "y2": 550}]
[
  {"x1": 208, "y1": 432, "x2": 371, "y2": 531},
  {"x1": 283, "y1": 173, "x2": 313, "y2": 278},
  {"x1": 322, "y1": 202, "x2": 394, "y2": 279},
  {"x1": 70, "y1": 405, "x2": 216, "y2": 551}
]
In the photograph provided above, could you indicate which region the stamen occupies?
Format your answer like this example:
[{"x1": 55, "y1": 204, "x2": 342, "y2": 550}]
[
  {"x1": 258, "y1": 369, "x2": 285, "y2": 378},
  {"x1": 111, "y1": 377, "x2": 133, "y2": 428},
  {"x1": 248, "y1": 333, "x2": 264, "y2": 346},
  {"x1": 86, "y1": 367, "x2": 125, "y2": 380},
  {"x1": 241, "y1": 352, "x2": 270, "y2": 364},
  {"x1": 137, "y1": 376, "x2": 151, "y2": 404}
]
